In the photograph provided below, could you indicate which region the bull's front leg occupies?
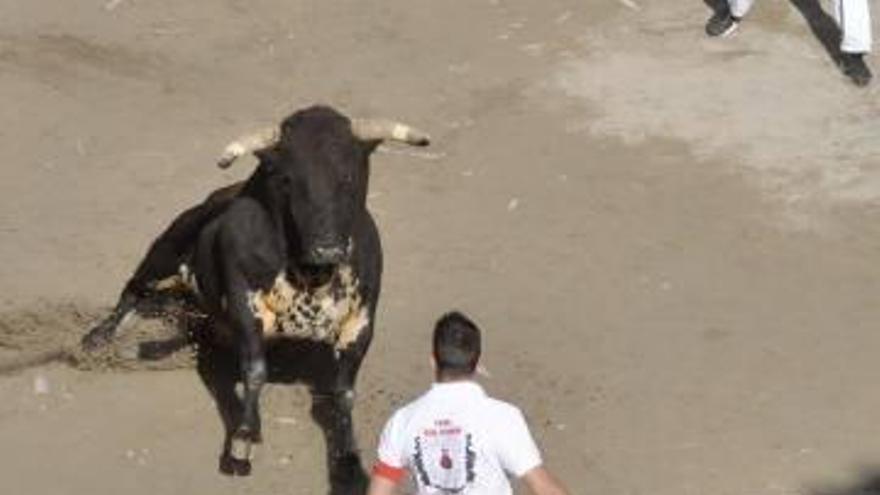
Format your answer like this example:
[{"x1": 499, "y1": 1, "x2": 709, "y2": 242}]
[
  {"x1": 195, "y1": 338, "x2": 244, "y2": 476},
  {"x1": 222, "y1": 289, "x2": 269, "y2": 476},
  {"x1": 312, "y1": 331, "x2": 373, "y2": 495}
]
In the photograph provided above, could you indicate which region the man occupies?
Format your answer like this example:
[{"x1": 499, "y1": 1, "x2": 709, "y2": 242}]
[
  {"x1": 706, "y1": 0, "x2": 873, "y2": 86},
  {"x1": 367, "y1": 312, "x2": 570, "y2": 495}
]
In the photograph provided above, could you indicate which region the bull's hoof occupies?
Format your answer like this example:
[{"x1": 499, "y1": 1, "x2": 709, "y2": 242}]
[
  {"x1": 230, "y1": 435, "x2": 254, "y2": 460},
  {"x1": 81, "y1": 314, "x2": 127, "y2": 351},
  {"x1": 81, "y1": 327, "x2": 112, "y2": 351},
  {"x1": 221, "y1": 435, "x2": 255, "y2": 477},
  {"x1": 219, "y1": 453, "x2": 252, "y2": 476},
  {"x1": 329, "y1": 453, "x2": 368, "y2": 495}
]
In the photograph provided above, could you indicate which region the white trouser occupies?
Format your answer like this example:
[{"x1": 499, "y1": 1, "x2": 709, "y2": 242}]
[{"x1": 728, "y1": 0, "x2": 873, "y2": 53}]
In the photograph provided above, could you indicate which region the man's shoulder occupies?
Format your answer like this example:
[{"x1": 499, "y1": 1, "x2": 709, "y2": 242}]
[
  {"x1": 386, "y1": 389, "x2": 434, "y2": 424},
  {"x1": 387, "y1": 385, "x2": 526, "y2": 428},
  {"x1": 481, "y1": 394, "x2": 525, "y2": 418}
]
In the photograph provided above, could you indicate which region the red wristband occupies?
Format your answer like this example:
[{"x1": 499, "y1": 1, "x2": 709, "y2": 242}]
[{"x1": 373, "y1": 461, "x2": 406, "y2": 483}]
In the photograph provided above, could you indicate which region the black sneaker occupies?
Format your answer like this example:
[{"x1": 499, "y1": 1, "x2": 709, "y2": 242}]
[
  {"x1": 705, "y1": 9, "x2": 741, "y2": 38},
  {"x1": 839, "y1": 53, "x2": 872, "y2": 87}
]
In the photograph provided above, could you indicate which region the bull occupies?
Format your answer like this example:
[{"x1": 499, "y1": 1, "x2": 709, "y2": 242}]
[{"x1": 81, "y1": 105, "x2": 430, "y2": 492}]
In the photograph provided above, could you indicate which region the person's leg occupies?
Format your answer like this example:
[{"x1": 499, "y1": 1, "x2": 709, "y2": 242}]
[
  {"x1": 706, "y1": 0, "x2": 755, "y2": 37},
  {"x1": 836, "y1": 0, "x2": 873, "y2": 86},
  {"x1": 837, "y1": 0, "x2": 872, "y2": 53}
]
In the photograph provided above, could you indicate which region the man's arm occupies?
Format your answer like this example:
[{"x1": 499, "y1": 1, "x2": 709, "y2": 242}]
[
  {"x1": 367, "y1": 474, "x2": 399, "y2": 495},
  {"x1": 369, "y1": 408, "x2": 407, "y2": 495},
  {"x1": 368, "y1": 460, "x2": 407, "y2": 495},
  {"x1": 521, "y1": 465, "x2": 570, "y2": 495}
]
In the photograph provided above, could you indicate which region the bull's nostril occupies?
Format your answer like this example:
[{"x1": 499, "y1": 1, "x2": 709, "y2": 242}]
[{"x1": 311, "y1": 245, "x2": 346, "y2": 263}]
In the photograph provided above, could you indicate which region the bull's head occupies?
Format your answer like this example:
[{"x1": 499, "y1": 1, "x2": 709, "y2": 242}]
[{"x1": 217, "y1": 105, "x2": 429, "y2": 268}]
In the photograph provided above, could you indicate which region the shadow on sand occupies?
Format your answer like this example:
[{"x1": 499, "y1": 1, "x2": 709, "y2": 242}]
[
  {"x1": 808, "y1": 468, "x2": 880, "y2": 495},
  {"x1": 138, "y1": 317, "x2": 364, "y2": 495}
]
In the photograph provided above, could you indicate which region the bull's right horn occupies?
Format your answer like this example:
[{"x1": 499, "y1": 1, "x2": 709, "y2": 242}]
[
  {"x1": 351, "y1": 119, "x2": 431, "y2": 147},
  {"x1": 217, "y1": 127, "x2": 279, "y2": 169}
]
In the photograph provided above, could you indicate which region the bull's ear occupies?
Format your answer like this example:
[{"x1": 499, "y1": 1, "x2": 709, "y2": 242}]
[
  {"x1": 254, "y1": 147, "x2": 278, "y2": 165},
  {"x1": 360, "y1": 139, "x2": 383, "y2": 155}
]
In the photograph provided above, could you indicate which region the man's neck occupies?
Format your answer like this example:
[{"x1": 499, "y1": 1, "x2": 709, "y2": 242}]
[{"x1": 434, "y1": 374, "x2": 476, "y2": 384}]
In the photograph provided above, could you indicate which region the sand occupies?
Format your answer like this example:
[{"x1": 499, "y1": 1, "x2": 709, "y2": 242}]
[{"x1": 1, "y1": 0, "x2": 879, "y2": 494}]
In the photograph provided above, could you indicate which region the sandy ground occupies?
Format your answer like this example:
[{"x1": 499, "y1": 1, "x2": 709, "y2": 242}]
[{"x1": 1, "y1": 0, "x2": 880, "y2": 494}]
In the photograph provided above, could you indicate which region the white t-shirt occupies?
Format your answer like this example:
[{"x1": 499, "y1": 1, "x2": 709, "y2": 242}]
[{"x1": 374, "y1": 381, "x2": 543, "y2": 495}]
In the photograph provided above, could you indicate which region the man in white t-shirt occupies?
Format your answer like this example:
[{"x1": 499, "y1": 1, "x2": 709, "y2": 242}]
[{"x1": 367, "y1": 312, "x2": 569, "y2": 495}]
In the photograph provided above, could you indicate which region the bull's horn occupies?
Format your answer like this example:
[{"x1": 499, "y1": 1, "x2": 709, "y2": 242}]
[
  {"x1": 217, "y1": 127, "x2": 279, "y2": 169},
  {"x1": 351, "y1": 119, "x2": 430, "y2": 146}
]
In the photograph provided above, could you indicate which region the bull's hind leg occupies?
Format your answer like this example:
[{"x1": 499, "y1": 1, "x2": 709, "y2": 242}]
[
  {"x1": 83, "y1": 196, "x2": 226, "y2": 351},
  {"x1": 80, "y1": 278, "x2": 185, "y2": 351},
  {"x1": 81, "y1": 289, "x2": 140, "y2": 350},
  {"x1": 81, "y1": 241, "x2": 181, "y2": 351}
]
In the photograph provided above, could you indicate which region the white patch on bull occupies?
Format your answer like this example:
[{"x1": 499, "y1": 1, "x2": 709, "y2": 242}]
[
  {"x1": 230, "y1": 437, "x2": 254, "y2": 461},
  {"x1": 117, "y1": 310, "x2": 136, "y2": 334},
  {"x1": 246, "y1": 265, "x2": 367, "y2": 347},
  {"x1": 247, "y1": 288, "x2": 277, "y2": 334},
  {"x1": 178, "y1": 264, "x2": 197, "y2": 292},
  {"x1": 152, "y1": 276, "x2": 181, "y2": 291},
  {"x1": 151, "y1": 264, "x2": 198, "y2": 294},
  {"x1": 336, "y1": 305, "x2": 369, "y2": 352}
]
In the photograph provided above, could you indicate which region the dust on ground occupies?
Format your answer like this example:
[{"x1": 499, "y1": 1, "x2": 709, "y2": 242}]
[
  {"x1": 549, "y1": 0, "x2": 880, "y2": 229},
  {"x1": 0, "y1": 301, "x2": 196, "y2": 371}
]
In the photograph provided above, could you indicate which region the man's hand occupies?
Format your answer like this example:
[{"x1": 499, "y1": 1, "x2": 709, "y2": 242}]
[{"x1": 522, "y1": 466, "x2": 570, "y2": 495}]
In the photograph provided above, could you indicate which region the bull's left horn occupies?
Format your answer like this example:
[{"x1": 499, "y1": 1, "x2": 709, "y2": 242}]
[
  {"x1": 217, "y1": 127, "x2": 279, "y2": 169},
  {"x1": 351, "y1": 119, "x2": 430, "y2": 147}
]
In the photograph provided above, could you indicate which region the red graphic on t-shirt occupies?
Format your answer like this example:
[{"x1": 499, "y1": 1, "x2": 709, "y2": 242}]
[
  {"x1": 413, "y1": 420, "x2": 477, "y2": 494},
  {"x1": 440, "y1": 450, "x2": 453, "y2": 470}
]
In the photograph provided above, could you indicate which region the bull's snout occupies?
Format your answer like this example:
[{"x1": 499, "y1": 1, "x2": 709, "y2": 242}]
[{"x1": 306, "y1": 240, "x2": 351, "y2": 265}]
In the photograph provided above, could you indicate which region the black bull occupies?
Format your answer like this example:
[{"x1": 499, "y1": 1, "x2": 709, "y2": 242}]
[{"x1": 81, "y1": 105, "x2": 430, "y2": 492}]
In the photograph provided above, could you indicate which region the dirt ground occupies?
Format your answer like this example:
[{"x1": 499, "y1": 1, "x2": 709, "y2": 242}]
[{"x1": 1, "y1": 0, "x2": 879, "y2": 494}]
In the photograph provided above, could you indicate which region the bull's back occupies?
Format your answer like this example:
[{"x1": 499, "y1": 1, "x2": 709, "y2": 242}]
[{"x1": 128, "y1": 181, "x2": 245, "y2": 292}]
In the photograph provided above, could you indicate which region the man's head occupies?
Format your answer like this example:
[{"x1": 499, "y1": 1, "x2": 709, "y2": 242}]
[{"x1": 432, "y1": 311, "x2": 481, "y2": 381}]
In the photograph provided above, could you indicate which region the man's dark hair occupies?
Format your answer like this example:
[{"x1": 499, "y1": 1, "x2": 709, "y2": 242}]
[{"x1": 433, "y1": 311, "x2": 481, "y2": 378}]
